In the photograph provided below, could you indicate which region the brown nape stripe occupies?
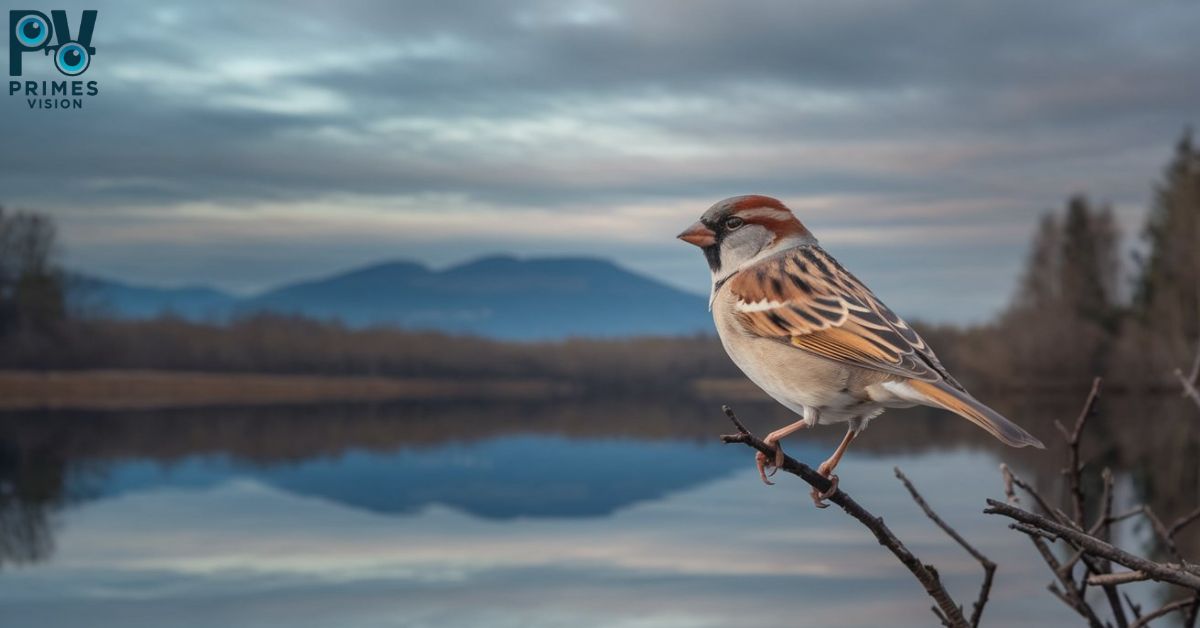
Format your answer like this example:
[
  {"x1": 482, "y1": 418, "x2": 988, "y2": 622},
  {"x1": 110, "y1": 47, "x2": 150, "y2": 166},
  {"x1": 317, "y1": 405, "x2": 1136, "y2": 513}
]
[
  {"x1": 757, "y1": 216, "x2": 810, "y2": 240},
  {"x1": 732, "y1": 195, "x2": 789, "y2": 213}
]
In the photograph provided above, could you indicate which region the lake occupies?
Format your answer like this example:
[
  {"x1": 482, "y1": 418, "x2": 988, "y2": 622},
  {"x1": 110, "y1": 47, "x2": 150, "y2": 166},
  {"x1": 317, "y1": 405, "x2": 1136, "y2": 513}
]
[{"x1": 1, "y1": 393, "x2": 1196, "y2": 627}]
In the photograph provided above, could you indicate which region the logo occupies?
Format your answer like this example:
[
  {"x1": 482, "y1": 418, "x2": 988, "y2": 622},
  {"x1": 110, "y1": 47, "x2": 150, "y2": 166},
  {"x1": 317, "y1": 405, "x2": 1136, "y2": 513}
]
[
  {"x1": 7, "y1": 9, "x2": 99, "y2": 110},
  {"x1": 10, "y1": 10, "x2": 95, "y2": 76}
]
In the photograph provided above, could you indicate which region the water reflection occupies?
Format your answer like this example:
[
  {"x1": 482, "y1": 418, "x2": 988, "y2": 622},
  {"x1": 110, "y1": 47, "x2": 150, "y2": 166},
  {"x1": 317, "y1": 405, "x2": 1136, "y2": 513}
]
[{"x1": 0, "y1": 393, "x2": 1196, "y2": 627}]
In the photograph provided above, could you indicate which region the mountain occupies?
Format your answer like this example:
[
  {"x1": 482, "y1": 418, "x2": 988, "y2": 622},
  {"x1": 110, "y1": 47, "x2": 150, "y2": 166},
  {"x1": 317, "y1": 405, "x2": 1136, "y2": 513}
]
[
  {"x1": 74, "y1": 255, "x2": 712, "y2": 339},
  {"x1": 70, "y1": 275, "x2": 237, "y2": 319}
]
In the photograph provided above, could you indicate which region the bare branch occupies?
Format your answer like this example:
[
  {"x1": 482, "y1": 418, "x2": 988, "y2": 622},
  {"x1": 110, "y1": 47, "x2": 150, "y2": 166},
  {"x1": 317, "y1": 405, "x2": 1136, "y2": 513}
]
[
  {"x1": 1107, "y1": 507, "x2": 1145, "y2": 525},
  {"x1": 1184, "y1": 595, "x2": 1200, "y2": 628},
  {"x1": 1002, "y1": 463, "x2": 1073, "y2": 526},
  {"x1": 1178, "y1": 339, "x2": 1200, "y2": 410},
  {"x1": 1142, "y1": 505, "x2": 1184, "y2": 561},
  {"x1": 1131, "y1": 597, "x2": 1195, "y2": 628},
  {"x1": 1178, "y1": 368, "x2": 1200, "y2": 409},
  {"x1": 1000, "y1": 463, "x2": 1105, "y2": 627},
  {"x1": 1062, "y1": 377, "x2": 1103, "y2": 526},
  {"x1": 1169, "y1": 506, "x2": 1200, "y2": 540},
  {"x1": 1088, "y1": 571, "x2": 1150, "y2": 586},
  {"x1": 1179, "y1": 340, "x2": 1200, "y2": 409},
  {"x1": 719, "y1": 405, "x2": 971, "y2": 628},
  {"x1": 895, "y1": 467, "x2": 996, "y2": 628},
  {"x1": 984, "y1": 499, "x2": 1200, "y2": 590},
  {"x1": 1010, "y1": 522, "x2": 1058, "y2": 542},
  {"x1": 1190, "y1": 338, "x2": 1200, "y2": 383},
  {"x1": 1124, "y1": 592, "x2": 1143, "y2": 621}
]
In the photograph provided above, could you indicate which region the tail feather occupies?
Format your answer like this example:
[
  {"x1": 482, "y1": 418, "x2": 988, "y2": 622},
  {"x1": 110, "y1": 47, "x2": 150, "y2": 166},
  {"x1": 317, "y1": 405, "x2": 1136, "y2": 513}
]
[{"x1": 907, "y1": 380, "x2": 1044, "y2": 449}]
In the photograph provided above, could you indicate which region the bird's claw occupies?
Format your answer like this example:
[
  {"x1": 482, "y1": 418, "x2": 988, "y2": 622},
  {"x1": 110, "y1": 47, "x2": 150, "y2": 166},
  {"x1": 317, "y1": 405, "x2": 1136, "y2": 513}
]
[
  {"x1": 755, "y1": 451, "x2": 776, "y2": 485},
  {"x1": 755, "y1": 439, "x2": 787, "y2": 486},
  {"x1": 810, "y1": 474, "x2": 839, "y2": 508}
]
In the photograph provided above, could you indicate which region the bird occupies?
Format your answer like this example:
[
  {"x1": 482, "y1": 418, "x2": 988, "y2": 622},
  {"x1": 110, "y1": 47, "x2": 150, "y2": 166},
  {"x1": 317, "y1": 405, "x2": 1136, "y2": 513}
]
[{"x1": 677, "y1": 194, "x2": 1043, "y2": 507}]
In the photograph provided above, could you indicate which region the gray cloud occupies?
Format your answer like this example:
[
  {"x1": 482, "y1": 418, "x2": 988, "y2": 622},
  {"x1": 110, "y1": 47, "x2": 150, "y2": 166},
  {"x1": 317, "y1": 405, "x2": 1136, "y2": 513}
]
[{"x1": 1, "y1": 0, "x2": 1195, "y2": 319}]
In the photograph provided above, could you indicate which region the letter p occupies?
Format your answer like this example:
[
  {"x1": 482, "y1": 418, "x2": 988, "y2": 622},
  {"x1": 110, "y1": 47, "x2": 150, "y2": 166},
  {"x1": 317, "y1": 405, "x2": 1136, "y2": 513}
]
[{"x1": 9, "y1": 10, "x2": 53, "y2": 76}]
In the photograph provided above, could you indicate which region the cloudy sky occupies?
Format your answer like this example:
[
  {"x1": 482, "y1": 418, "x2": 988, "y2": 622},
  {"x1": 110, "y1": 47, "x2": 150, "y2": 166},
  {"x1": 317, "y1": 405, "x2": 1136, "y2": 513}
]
[{"x1": 3, "y1": 0, "x2": 1197, "y2": 322}]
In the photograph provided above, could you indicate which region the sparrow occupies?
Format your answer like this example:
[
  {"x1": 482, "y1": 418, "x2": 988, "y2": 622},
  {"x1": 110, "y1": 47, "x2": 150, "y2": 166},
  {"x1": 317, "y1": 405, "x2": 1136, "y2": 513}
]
[{"x1": 678, "y1": 195, "x2": 1043, "y2": 507}]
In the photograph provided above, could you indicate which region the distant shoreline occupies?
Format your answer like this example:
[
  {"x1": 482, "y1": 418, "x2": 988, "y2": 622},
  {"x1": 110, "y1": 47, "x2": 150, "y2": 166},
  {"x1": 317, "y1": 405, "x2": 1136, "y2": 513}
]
[
  {"x1": 0, "y1": 370, "x2": 570, "y2": 411},
  {"x1": 0, "y1": 369, "x2": 1170, "y2": 412}
]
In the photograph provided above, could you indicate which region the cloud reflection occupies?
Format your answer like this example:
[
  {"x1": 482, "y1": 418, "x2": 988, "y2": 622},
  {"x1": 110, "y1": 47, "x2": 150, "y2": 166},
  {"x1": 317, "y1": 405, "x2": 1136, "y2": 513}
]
[{"x1": 3, "y1": 450, "x2": 1091, "y2": 627}]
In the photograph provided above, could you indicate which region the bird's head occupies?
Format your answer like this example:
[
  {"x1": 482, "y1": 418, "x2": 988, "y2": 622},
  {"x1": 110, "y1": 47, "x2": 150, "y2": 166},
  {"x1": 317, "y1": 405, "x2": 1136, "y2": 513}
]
[{"x1": 677, "y1": 195, "x2": 814, "y2": 277}]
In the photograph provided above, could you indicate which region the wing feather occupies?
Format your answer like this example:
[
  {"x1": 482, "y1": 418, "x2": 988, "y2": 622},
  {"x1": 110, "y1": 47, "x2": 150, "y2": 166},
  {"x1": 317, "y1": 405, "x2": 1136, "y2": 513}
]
[{"x1": 728, "y1": 247, "x2": 962, "y2": 388}]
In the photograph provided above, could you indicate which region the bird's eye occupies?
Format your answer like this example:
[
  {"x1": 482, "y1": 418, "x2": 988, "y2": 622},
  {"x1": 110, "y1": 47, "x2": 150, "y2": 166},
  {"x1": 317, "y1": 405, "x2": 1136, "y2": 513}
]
[{"x1": 725, "y1": 217, "x2": 745, "y2": 230}]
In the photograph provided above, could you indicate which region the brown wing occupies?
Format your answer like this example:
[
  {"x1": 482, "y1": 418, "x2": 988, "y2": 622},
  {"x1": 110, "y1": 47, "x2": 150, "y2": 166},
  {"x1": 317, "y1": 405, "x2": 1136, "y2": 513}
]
[{"x1": 727, "y1": 246, "x2": 963, "y2": 389}]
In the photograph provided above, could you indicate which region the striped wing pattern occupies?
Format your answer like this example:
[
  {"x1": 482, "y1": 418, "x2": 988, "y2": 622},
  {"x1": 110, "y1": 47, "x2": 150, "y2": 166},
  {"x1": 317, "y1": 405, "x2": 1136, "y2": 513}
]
[{"x1": 728, "y1": 246, "x2": 962, "y2": 389}]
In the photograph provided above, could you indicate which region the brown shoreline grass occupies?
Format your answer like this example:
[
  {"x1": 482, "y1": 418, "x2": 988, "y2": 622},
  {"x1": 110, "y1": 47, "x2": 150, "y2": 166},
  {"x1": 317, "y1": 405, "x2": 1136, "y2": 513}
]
[{"x1": 0, "y1": 370, "x2": 565, "y2": 410}]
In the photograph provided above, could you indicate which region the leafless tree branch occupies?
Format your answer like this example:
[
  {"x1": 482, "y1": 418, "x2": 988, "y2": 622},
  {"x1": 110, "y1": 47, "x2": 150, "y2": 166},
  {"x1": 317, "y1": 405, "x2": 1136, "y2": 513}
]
[
  {"x1": 1001, "y1": 463, "x2": 1106, "y2": 627},
  {"x1": 1169, "y1": 506, "x2": 1200, "y2": 540},
  {"x1": 1178, "y1": 339, "x2": 1200, "y2": 410},
  {"x1": 1056, "y1": 377, "x2": 1102, "y2": 526},
  {"x1": 719, "y1": 405, "x2": 971, "y2": 628},
  {"x1": 984, "y1": 499, "x2": 1200, "y2": 590},
  {"x1": 1130, "y1": 597, "x2": 1195, "y2": 628},
  {"x1": 895, "y1": 467, "x2": 996, "y2": 628},
  {"x1": 1087, "y1": 571, "x2": 1150, "y2": 586}
]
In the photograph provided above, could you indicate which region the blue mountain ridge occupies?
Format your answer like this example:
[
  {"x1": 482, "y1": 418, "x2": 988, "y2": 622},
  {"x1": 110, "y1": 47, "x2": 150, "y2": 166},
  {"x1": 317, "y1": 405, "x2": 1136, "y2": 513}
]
[{"x1": 73, "y1": 255, "x2": 713, "y2": 340}]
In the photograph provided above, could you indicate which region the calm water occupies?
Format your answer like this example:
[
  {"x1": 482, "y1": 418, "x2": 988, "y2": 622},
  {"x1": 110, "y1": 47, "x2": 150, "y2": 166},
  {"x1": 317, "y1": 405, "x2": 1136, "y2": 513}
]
[{"x1": 1, "y1": 395, "x2": 1196, "y2": 627}]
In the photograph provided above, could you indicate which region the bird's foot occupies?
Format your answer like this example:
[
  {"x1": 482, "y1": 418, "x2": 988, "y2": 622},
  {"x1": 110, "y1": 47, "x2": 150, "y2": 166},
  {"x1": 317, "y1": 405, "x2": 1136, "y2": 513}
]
[
  {"x1": 809, "y1": 474, "x2": 839, "y2": 508},
  {"x1": 754, "y1": 437, "x2": 786, "y2": 486},
  {"x1": 810, "y1": 459, "x2": 840, "y2": 508},
  {"x1": 755, "y1": 450, "x2": 776, "y2": 485}
]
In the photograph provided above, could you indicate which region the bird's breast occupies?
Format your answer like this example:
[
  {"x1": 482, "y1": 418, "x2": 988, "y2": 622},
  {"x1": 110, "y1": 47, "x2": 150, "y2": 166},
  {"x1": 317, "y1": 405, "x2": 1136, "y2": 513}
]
[{"x1": 712, "y1": 290, "x2": 869, "y2": 419}]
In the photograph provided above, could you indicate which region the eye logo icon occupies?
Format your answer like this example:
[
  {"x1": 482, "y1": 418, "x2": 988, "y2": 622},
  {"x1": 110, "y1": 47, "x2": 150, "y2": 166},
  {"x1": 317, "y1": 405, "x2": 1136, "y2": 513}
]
[{"x1": 9, "y1": 10, "x2": 97, "y2": 76}]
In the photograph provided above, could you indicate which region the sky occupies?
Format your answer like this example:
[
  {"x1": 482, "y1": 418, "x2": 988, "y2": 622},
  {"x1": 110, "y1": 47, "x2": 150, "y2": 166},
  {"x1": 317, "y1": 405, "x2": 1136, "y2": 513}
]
[{"x1": 2, "y1": 0, "x2": 1197, "y2": 322}]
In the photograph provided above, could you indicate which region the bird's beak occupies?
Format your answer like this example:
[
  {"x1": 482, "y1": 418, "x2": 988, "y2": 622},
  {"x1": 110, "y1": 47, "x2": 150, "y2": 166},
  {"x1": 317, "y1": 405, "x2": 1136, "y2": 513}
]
[{"x1": 677, "y1": 221, "x2": 716, "y2": 247}]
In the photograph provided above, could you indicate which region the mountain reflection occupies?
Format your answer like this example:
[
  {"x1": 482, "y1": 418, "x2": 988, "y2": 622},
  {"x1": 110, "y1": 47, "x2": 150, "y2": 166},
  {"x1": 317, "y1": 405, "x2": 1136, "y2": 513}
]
[
  {"x1": 1, "y1": 391, "x2": 1197, "y2": 568},
  {"x1": 98, "y1": 437, "x2": 751, "y2": 519}
]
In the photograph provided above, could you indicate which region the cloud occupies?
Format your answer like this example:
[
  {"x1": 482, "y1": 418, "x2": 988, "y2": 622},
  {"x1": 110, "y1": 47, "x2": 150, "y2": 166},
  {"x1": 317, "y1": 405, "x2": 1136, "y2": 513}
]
[{"x1": 2, "y1": 0, "x2": 1195, "y2": 319}]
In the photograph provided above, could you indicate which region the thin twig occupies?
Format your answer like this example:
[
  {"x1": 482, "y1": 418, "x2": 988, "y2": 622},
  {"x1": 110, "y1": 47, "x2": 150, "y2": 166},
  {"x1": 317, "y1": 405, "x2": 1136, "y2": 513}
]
[
  {"x1": 1184, "y1": 594, "x2": 1200, "y2": 628},
  {"x1": 1004, "y1": 464, "x2": 1073, "y2": 526},
  {"x1": 1088, "y1": 571, "x2": 1150, "y2": 586},
  {"x1": 719, "y1": 405, "x2": 970, "y2": 628},
  {"x1": 1143, "y1": 505, "x2": 1184, "y2": 561},
  {"x1": 1050, "y1": 379, "x2": 1130, "y2": 628},
  {"x1": 1011, "y1": 522, "x2": 1058, "y2": 542},
  {"x1": 1178, "y1": 368, "x2": 1200, "y2": 409},
  {"x1": 1169, "y1": 506, "x2": 1200, "y2": 540},
  {"x1": 1189, "y1": 339, "x2": 1200, "y2": 383},
  {"x1": 1000, "y1": 463, "x2": 1105, "y2": 627},
  {"x1": 1131, "y1": 597, "x2": 1195, "y2": 628},
  {"x1": 984, "y1": 499, "x2": 1200, "y2": 590},
  {"x1": 1108, "y1": 507, "x2": 1145, "y2": 525},
  {"x1": 1060, "y1": 377, "x2": 1102, "y2": 527},
  {"x1": 1124, "y1": 592, "x2": 1143, "y2": 621},
  {"x1": 1178, "y1": 339, "x2": 1200, "y2": 409},
  {"x1": 895, "y1": 467, "x2": 996, "y2": 628}
]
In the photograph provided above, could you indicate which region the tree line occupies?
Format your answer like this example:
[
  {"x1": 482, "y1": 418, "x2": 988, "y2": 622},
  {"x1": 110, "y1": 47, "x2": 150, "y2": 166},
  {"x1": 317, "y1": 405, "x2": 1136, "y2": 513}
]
[
  {"x1": 930, "y1": 131, "x2": 1200, "y2": 392},
  {"x1": 0, "y1": 131, "x2": 1196, "y2": 392}
]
